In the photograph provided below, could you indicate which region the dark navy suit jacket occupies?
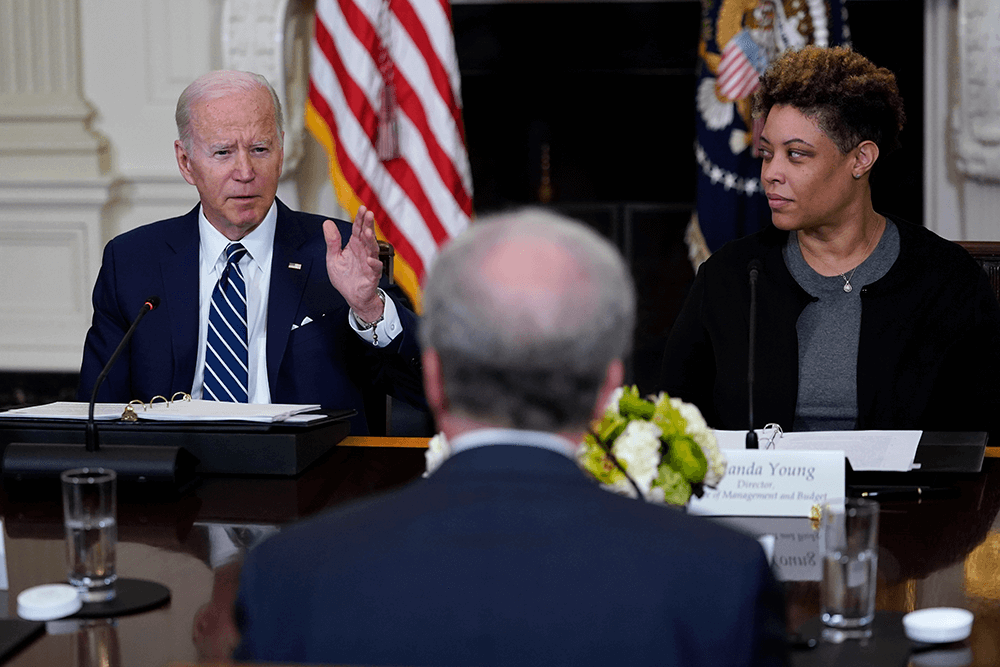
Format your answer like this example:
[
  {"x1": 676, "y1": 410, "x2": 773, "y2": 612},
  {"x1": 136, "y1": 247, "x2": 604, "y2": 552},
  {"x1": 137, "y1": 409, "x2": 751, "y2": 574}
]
[
  {"x1": 77, "y1": 199, "x2": 423, "y2": 434},
  {"x1": 234, "y1": 443, "x2": 789, "y2": 666}
]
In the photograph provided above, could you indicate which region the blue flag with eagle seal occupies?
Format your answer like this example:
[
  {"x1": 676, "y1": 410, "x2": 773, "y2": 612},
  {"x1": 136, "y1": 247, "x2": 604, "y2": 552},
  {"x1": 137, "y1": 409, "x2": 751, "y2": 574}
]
[{"x1": 690, "y1": 0, "x2": 851, "y2": 258}]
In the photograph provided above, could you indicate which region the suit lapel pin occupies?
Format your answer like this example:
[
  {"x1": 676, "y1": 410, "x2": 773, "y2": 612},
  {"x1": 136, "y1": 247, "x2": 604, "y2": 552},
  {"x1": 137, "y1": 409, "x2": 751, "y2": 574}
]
[{"x1": 288, "y1": 262, "x2": 302, "y2": 270}]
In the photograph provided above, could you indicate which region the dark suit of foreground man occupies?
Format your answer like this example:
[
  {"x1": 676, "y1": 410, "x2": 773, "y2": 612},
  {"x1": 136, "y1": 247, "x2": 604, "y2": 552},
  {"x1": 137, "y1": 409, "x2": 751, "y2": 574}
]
[
  {"x1": 233, "y1": 209, "x2": 788, "y2": 666},
  {"x1": 78, "y1": 71, "x2": 422, "y2": 434}
]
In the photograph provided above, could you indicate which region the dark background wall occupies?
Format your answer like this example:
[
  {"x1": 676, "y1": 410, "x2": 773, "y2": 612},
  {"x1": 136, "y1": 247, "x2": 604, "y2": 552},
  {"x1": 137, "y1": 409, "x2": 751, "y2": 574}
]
[{"x1": 3, "y1": 1, "x2": 925, "y2": 410}]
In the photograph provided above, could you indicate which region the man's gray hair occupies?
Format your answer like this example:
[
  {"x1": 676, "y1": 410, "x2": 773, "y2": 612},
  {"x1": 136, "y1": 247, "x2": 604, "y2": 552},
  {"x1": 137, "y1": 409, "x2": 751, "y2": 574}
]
[
  {"x1": 420, "y1": 208, "x2": 636, "y2": 432},
  {"x1": 175, "y1": 70, "x2": 283, "y2": 152}
]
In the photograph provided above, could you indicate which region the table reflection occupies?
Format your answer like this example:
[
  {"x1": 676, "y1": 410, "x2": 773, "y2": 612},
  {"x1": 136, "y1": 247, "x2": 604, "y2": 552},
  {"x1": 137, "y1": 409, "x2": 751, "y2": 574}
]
[{"x1": 45, "y1": 619, "x2": 121, "y2": 667}]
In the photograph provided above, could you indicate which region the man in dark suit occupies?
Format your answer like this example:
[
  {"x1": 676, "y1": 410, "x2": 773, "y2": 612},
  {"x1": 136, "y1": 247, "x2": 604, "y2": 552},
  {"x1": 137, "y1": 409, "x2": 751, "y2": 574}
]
[
  {"x1": 233, "y1": 208, "x2": 789, "y2": 666},
  {"x1": 77, "y1": 71, "x2": 422, "y2": 433}
]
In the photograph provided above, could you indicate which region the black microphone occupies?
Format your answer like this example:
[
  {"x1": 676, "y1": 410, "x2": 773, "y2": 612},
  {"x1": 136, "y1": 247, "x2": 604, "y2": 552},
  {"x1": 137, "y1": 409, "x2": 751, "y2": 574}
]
[
  {"x1": 746, "y1": 260, "x2": 762, "y2": 450},
  {"x1": 4, "y1": 294, "x2": 198, "y2": 489},
  {"x1": 86, "y1": 297, "x2": 160, "y2": 452}
]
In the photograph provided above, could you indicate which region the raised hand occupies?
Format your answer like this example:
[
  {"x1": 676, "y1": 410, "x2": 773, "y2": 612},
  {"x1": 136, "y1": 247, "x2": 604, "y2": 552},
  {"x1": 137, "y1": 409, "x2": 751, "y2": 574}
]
[{"x1": 324, "y1": 206, "x2": 385, "y2": 323}]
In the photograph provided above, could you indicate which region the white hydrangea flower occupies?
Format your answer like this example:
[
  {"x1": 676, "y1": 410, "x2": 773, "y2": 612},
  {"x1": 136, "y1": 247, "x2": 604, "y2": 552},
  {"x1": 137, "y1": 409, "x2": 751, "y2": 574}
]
[
  {"x1": 671, "y1": 397, "x2": 708, "y2": 432},
  {"x1": 611, "y1": 421, "x2": 662, "y2": 498},
  {"x1": 604, "y1": 386, "x2": 625, "y2": 417},
  {"x1": 701, "y1": 430, "x2": 728, "y2": 488},
  {"x1": 423, "y1": 432, "x2": 450, "y2": 478}
]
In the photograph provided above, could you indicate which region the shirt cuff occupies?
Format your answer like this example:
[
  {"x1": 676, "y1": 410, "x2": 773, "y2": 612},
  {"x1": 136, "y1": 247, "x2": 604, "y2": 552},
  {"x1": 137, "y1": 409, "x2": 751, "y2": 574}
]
[{"x1": 349, "y1": 292, "x2": 402, "y2": 348}]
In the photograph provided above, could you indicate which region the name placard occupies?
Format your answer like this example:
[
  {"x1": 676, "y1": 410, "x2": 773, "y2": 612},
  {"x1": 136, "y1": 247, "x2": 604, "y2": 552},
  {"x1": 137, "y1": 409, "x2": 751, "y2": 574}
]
[{"x1": 689, "y1": 450, "x2": 844, "y2": 517}]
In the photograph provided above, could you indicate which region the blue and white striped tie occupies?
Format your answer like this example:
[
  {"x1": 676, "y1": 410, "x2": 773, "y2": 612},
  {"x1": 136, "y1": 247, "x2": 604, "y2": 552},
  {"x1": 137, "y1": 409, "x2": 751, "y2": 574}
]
[{"x1": 204, "y1": 243, "x2": 249, "y2": 402}]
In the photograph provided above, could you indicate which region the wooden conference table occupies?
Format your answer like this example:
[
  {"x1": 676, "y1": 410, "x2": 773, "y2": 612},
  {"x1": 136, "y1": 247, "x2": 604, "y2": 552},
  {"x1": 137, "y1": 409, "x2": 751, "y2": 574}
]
[{"x1": 0, "y1": 437, "x2": 996, "y2": 666}]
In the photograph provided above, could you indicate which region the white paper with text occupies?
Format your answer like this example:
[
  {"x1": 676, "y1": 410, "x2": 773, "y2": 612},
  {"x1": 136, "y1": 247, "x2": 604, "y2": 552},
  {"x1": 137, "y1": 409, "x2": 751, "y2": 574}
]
[{"x1": 714, "y1": 429, "x2": 920, "y2": 472}]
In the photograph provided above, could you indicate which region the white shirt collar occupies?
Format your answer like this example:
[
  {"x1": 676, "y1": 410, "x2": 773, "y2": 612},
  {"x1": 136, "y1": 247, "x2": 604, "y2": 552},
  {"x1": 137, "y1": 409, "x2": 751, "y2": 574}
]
[
  {"x1": 198, "y1": 201, "x2": 277, "y2": 270},
  {"x1": 450, "y1": 428, "x2": 578, "y2": 460}
]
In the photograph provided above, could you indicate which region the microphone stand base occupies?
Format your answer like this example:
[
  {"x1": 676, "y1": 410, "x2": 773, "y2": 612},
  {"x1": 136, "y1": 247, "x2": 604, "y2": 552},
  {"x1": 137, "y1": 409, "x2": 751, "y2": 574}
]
[{"x1": 1, "y1": 443, "x2": 199, "y2": 492}]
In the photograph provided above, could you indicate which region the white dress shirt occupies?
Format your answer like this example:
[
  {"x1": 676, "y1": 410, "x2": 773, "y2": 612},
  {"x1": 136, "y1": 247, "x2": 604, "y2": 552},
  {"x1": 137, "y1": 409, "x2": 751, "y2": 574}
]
[
  {"x1": 450, "y1": 428, "x2": 578, "y2": 460},
  {"x1": 191, "y1": 202, "x2": 402, "y2": 402}
]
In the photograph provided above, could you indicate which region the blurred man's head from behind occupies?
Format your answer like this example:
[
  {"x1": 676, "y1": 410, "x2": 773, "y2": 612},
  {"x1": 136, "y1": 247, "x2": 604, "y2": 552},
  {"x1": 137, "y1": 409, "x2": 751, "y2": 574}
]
[{"x1": 420, "y1": 208, "x2": 636, "y2": 438}]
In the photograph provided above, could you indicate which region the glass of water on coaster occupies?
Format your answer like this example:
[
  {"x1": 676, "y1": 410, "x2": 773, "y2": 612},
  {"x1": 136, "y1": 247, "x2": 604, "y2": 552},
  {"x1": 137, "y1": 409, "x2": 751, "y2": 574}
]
[
  {"x1": 61, "y1": 468, "x2": 118, "y2": 603},
  {"x1": 820, "y1": 497, "x2": 879, "y2": 641}
]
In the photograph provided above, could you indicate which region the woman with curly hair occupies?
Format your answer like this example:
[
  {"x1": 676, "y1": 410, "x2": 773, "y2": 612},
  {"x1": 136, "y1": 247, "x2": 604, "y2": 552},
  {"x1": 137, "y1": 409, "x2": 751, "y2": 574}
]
[{"x1": 660, "y1": 46, "x2": 1000, "y2": 440}]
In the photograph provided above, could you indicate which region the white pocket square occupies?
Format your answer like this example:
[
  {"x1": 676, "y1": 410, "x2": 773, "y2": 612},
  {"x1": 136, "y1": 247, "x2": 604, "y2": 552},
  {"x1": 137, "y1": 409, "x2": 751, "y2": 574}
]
[{"x1": 291, "y1": 316, "x2": 314, "y2": 331}]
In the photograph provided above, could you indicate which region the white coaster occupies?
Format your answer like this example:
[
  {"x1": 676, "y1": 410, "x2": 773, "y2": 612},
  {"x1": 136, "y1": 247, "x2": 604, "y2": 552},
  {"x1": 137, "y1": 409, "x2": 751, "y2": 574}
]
[
  {"x1": 17, "y1": 584, "x2": 82, "y2": 621},
  {"x1": 903, "y1": 608, "x2": 974, "y2": 644}
]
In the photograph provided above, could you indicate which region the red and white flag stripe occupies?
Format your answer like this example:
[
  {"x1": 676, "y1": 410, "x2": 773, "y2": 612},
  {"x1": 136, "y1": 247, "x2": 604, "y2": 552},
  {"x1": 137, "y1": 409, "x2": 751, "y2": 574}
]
[
  {"x1": 717, "y1": 40, "x2": 760, "y2": 101},
  {"x1": 308, "y1": 0, "x2": 472, "y2": 303}
]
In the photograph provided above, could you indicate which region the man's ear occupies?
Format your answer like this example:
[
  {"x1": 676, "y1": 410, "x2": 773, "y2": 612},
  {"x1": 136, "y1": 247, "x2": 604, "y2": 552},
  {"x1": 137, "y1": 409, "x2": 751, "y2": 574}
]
[
  {"x1": 591, "y1": 359, "x2": 624, "y2": 422},
  {"x1": 422, "y1": 349, "x2": 447, "y2": 417},
  {"x1": 175, "y1": 140, "x2": 197, "y2": 186}
]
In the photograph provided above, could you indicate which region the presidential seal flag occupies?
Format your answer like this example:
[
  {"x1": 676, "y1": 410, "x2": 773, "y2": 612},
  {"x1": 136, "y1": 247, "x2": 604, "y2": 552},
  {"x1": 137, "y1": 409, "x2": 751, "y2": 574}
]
[
  {"x1": 690, "y1": 0, "x2": 850, "y2": 261},
  {"x1": 307, "y1": 0, "x2": 473, "y2": 309}
]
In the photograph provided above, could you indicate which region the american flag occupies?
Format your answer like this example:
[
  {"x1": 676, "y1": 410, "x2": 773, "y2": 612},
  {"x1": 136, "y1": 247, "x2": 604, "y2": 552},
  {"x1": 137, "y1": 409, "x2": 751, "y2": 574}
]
[
  {"x1": 306, "y1": 0, "x2": 473, "y2": 309},
  {"x1": 716, "y1": 29, "x2": 766, "y2": 102}
]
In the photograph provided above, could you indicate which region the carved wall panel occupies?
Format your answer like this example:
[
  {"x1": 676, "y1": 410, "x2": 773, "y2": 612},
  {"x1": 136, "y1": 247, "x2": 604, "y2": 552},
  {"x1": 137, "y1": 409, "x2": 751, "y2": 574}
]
[
  {"x1": 955, "y1": 0, "x2": 1000, "y2": 181},
  {"x1": 0, "y1": 200, "x2": 101, "y2": 371},
  {"x1": 0, "y1": 0, "x2": 80, "y2": 96},
  {"x1": 145, "y1": 0, "x2": 223, "y2": 106}
]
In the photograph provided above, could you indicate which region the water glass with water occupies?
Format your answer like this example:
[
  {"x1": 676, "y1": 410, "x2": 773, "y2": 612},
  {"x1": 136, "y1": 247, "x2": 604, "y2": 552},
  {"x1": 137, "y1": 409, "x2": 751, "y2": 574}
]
[
  {"x1": 61, "y1": 468, "x2": 118, "y2": 603},
  {"x1": 820, "y1": 497, "x2": 879, "y2": 638}
]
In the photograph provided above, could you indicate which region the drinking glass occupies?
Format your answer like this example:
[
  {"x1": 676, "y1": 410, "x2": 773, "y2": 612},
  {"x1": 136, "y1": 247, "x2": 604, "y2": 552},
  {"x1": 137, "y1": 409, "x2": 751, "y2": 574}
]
[
  {"x1": 820, "y1": 497, "x2": 879, "y2": 639},
  {"x1": 61, "y1": 468, "x2": 118, "y2": 602}
]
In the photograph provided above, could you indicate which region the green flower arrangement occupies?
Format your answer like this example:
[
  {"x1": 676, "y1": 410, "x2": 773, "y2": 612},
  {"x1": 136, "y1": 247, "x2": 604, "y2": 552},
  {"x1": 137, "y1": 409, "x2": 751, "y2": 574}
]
[{"x1": 578, "y1": 386, "x2": 726, "y2": 506}]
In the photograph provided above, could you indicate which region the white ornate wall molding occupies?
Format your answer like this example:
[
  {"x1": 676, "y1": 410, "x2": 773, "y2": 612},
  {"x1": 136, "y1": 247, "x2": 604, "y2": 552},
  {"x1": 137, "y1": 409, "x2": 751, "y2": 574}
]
[
  {"x1": 221, "y1": 0, "x2": 313, "y2": 173},
  {"x1": 104, "y1": 177, "x2": 204, "y2": 239},
  {"x1": 923, "y1": 0, "x2": 962, "y2": 240},
  {"x1": 0, "y1": 0, "x2": 108, "y2": 179},
  {"x1": 952, "y1": 0, "x2": 1000, "y2": 240},
  {"x1": 923, "y1": 0, "x2": 1000, "y2": 242},
  {"x1": 0, "y1": 0, "x2": 113, "y2": 371},
  {"x1": 955, "y1": 0, "x2": 1000, "y2": 182},
  {"x1": 0, "y1": 180, "x2": 108, "y2": 371}
]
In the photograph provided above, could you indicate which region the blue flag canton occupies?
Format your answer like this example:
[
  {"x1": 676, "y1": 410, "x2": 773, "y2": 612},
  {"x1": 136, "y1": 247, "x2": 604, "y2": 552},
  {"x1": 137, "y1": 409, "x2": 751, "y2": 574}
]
[{"x1": 733, "y1": 28, "x2": 766, "y2": 73}]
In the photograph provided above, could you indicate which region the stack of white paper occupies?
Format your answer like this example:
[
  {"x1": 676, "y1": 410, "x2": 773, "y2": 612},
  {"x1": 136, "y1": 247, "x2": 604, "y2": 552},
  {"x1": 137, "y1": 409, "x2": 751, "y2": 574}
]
[
  {"x1": 0, "y1": 400, "x2": 322, "y2": 424},
  {"x1": 714, "y1": 429, "x2": 922, "y2": 472}
]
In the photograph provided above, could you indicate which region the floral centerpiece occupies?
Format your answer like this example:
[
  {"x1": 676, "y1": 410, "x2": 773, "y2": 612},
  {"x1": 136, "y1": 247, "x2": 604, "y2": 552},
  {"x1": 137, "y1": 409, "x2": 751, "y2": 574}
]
[{"x1": 577, "y1": 386, "x2": 726, "y2": 506}]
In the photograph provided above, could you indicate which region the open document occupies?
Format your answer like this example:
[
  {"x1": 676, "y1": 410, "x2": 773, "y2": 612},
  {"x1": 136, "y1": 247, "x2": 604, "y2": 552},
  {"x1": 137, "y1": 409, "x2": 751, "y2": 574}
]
[
  {"x1": 714, "y1": 429, "x2": 921, "y2": 472},
  {"x1": 0, "y1": 400, "x2": 321, "y2": 424}
]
